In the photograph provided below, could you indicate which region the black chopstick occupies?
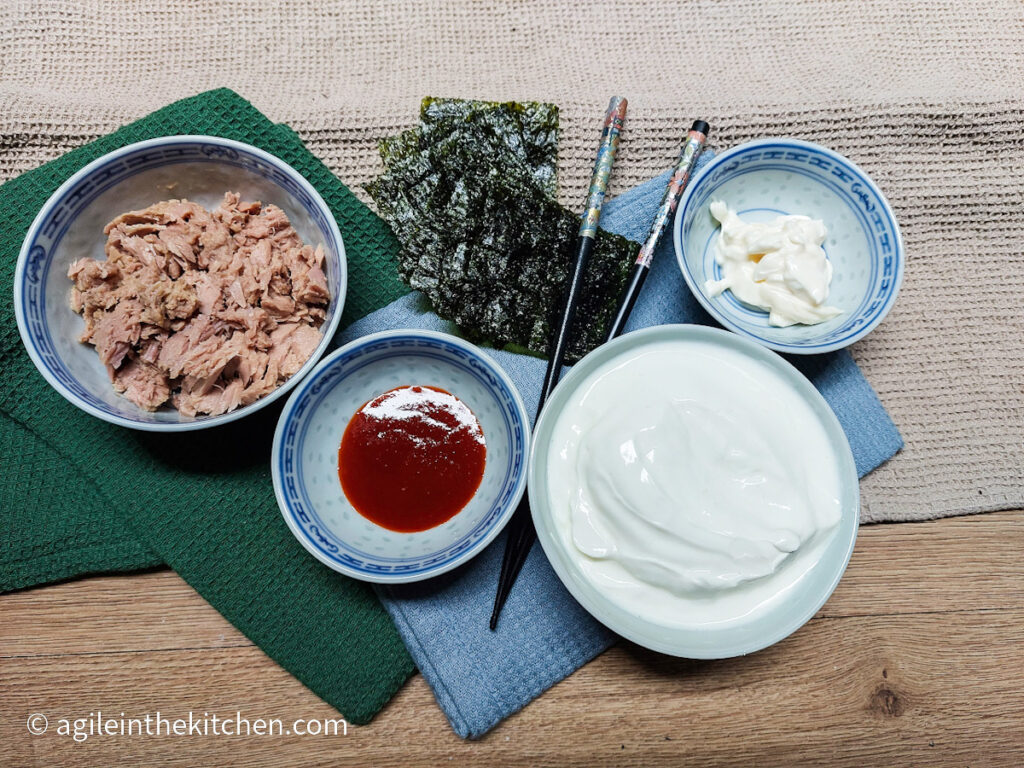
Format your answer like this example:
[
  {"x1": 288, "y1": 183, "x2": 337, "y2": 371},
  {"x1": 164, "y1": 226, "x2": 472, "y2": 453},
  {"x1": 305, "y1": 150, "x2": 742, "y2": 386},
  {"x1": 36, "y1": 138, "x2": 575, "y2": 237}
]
[
  {"x1": 489, "y1": 96, "x2": 628, "y2": 630},
  {"x1": 604, "y1": 120, "x2": 709, "y2": 340}
]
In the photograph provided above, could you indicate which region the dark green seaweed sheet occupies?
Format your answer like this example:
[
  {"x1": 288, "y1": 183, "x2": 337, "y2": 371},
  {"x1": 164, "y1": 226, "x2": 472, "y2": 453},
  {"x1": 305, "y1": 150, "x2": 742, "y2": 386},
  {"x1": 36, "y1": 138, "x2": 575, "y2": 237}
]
[
  {"x1": 419, "y1": 97, "x2": 559, "y2": 198},
  {"x1": 367, "y1": 97, "x2": 635, "y2": 362}
]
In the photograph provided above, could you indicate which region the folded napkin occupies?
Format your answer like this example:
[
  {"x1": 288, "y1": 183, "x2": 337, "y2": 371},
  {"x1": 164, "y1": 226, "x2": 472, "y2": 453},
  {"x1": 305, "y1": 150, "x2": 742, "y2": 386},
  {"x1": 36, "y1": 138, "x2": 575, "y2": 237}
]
[
  {"x1": 0, "y1": 89, "x2": 414, "y2": 723},
  {"x1": 338, "y1": 159, "x2": 904, "y2": 738}
]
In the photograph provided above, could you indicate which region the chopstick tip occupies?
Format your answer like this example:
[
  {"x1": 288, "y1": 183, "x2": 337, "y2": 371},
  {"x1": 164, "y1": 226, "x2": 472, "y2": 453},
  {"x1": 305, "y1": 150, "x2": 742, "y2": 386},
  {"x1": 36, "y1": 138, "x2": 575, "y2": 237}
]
[{"x1": 610, "y1": 96, "x2": 628, "y2": 114}]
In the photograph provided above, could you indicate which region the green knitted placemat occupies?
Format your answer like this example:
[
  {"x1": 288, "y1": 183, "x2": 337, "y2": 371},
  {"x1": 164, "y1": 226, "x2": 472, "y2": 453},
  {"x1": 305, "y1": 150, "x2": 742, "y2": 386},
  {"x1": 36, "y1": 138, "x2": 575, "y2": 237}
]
[{"x1": 0, "y1": 89, "x2": 413, "y2": 723}]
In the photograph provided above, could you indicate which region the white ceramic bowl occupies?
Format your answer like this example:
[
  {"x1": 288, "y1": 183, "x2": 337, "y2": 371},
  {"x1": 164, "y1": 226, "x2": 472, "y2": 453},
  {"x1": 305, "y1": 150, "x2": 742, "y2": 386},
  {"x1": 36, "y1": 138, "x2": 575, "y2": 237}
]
[
  {"x1": 529, "y1": 324, "x2": 859, "y2": 658},
  {"x1": 14, "y1": 135, "x2": 347, "y2": 431},
  {"x1": 272, "y1": 329, "x2": 531, "y2": 583},
  {"x1": 674, "y1": 138, "x2": 903, "y2": 354}
]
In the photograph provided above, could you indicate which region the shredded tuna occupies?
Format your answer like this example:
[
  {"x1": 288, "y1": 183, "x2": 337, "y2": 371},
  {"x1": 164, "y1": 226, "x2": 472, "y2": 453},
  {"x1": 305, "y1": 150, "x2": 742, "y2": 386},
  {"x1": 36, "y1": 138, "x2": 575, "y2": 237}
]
[
  {"x1": 268, "y1": 322, "x2": 323, "y2": 379},
  {"x1": 68, "y1": 193, "x2": 329, "y2": 415},
  {"x1": 111, "y1": 358, "x2": 172, "y2": 412}
]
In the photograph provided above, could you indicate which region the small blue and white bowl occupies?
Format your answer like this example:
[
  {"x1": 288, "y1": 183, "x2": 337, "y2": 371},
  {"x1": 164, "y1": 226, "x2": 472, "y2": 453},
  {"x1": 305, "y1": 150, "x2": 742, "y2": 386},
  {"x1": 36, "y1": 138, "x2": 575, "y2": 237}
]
[
  {"x1": 674, "y1": 138, "x2": 903, "y2": 354},
  {"x1": 14, "y1": 135, "x2": 347, "y2": 431},
  {"x1": 272, "y1": 329, "x2": 531, "y2": 583}
]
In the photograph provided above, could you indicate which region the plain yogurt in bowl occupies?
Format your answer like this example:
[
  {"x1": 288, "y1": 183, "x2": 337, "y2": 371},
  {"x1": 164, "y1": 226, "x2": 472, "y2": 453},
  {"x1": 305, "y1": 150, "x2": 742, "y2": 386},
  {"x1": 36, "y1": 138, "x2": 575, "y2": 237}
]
[{"x1": 530, "y1": 324, "x2": 859, "y2": 657}]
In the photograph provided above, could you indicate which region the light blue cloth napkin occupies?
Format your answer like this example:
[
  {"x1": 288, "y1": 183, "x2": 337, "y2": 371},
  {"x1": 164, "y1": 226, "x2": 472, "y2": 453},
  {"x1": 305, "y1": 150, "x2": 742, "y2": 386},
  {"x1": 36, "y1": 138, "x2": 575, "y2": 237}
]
[{"x1": 337, "y1": 160, "x2": 903, "y2": 738}]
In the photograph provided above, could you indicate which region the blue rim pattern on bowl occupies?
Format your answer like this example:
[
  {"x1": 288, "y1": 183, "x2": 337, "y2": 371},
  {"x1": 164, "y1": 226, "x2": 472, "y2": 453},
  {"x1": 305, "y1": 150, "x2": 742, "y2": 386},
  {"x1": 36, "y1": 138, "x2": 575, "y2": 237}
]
[
  {"x1": 14, "y1": 135, "x2": 347, "y2": 431},
  {"x1": 674, "y1": 139, "x2": 903, "y2": 354},
  {"x1": 273, "y1": 330, "x2": 530, "y2": 582}
]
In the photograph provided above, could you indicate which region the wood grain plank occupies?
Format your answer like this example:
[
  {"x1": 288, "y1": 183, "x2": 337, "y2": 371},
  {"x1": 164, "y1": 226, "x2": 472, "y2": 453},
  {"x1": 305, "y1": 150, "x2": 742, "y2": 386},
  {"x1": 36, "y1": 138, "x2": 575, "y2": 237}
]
[
  {"x1": 3, "y1": 511, "x2": 1023, "y2": 659},
  {"x1": 2, "y1": 610, "x2": 1023, "y2": 767},
  {"x1": 2, "y1": 511, "x2": 1023, "y2": 766},
  {"x1": 823, "y1": 509, "x2": 1024, "y2": 618},
  {"x1": 0, "y1": 570, "x2": 252, "y2": 658}
]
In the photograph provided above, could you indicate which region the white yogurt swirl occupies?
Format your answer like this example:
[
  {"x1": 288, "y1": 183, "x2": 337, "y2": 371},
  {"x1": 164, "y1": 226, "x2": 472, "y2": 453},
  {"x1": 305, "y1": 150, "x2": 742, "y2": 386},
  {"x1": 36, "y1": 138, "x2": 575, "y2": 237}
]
[
  {"x1": 571, "y1": 398, "x2": 828, "y2": 595},
  {"x1": 547, "y1": 338, "x2": 844, "y2": 629}
]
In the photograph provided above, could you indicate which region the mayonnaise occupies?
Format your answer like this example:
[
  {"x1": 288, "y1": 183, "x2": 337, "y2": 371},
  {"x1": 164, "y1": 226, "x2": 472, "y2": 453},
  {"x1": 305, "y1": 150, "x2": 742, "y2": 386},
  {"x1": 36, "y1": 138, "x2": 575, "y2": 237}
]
[
  {"x1": 547, "y1": 337, "x2": 843, "y2": 629},
  {"x1": 704, "y1": 200, "x2": 842, "y2": 327}
]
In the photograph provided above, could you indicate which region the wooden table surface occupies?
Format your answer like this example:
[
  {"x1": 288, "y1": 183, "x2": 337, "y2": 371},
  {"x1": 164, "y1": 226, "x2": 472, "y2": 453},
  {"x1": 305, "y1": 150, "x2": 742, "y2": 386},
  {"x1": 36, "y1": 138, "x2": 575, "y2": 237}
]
[{"x1": 2, "y1": 510, "x2": 1023, "y2": 767}]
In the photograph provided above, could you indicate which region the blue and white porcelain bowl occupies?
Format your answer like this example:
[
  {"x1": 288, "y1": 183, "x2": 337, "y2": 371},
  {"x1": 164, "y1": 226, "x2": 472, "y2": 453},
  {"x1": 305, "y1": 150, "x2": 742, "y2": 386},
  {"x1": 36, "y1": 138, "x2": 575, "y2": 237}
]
[
  {"x1": 272, "y1": 329, "x2": 531, "y2": 583},
  {"x1": 674, "y1": 138, "x2": 903, "y2": 354},
  {"x1": 13, "y1": 135, "x2": 347, "y2": 431}
]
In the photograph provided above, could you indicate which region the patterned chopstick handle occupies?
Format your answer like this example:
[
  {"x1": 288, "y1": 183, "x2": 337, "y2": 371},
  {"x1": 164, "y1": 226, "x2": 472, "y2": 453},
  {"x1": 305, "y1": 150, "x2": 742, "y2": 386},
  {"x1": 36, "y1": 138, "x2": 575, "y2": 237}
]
[
  {"x1": 636, "y1": 122, "x2": 709, "y2": 267},
  {"x1": 578, "y1": 96, "x2": 628, "y2": 239}
]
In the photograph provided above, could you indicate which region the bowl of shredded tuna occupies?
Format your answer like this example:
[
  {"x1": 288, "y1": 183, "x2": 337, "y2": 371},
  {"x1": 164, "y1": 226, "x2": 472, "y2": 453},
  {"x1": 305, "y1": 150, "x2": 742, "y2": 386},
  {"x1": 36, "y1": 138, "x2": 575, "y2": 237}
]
[{"x1": 14, "y1": 135, "x2": 347, "y2": 431}]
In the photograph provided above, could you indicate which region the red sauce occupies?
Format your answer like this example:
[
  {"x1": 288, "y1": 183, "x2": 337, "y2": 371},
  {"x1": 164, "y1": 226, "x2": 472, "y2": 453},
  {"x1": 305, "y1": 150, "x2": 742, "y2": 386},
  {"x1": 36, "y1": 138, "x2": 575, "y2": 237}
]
[{"x1": 337, "y1": 385, "x2": 486, "y2": 533}]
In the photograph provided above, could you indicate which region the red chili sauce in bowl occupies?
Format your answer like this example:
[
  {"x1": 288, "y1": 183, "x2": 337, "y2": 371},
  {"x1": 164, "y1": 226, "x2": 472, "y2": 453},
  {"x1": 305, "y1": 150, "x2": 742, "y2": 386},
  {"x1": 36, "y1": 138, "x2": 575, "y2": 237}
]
[{"x1": 337, "y1": 386, "x2": 486, "y2": 532}]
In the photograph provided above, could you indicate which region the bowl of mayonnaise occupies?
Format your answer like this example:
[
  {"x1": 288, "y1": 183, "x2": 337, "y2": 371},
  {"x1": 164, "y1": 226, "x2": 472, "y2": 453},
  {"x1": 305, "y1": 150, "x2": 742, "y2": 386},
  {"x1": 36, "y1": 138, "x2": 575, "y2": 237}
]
[
  {"x1": 529, "y1": 324, "x2": 859, "y2": 658},
  {"x1": 674, "y1": 138, "x2": 903, "y2": 354}
]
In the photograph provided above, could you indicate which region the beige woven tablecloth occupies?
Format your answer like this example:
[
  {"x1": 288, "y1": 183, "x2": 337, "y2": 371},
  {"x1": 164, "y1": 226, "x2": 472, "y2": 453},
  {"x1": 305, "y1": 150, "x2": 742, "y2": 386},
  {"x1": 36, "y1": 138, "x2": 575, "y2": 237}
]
[{"x1": 2, "y1": 0, "x2": 1021, "y2": 523}]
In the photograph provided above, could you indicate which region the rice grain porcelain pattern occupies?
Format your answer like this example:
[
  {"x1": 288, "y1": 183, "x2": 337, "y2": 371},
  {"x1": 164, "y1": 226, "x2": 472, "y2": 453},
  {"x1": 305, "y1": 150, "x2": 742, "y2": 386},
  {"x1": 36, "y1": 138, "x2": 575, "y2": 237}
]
[
  {"x1": 272, "y1": 330, "x2": 531, "y2": 583},
  {"x1": 674, "y1": 138, "x2": 903, "y2": 354},
  {"x1": 14, "y1": 135, "x2": 347, "y2": 431}
]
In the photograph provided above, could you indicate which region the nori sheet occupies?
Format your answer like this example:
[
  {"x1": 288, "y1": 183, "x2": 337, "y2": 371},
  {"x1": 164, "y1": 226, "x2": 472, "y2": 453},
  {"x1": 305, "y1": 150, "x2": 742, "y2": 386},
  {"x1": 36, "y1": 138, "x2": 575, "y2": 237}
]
[
  {"x1": 367, "y1": 97, "x2": 635, "y2": 362},
  {"x1": 419, "y1": 97, "x2": 559, "y2": 198}
]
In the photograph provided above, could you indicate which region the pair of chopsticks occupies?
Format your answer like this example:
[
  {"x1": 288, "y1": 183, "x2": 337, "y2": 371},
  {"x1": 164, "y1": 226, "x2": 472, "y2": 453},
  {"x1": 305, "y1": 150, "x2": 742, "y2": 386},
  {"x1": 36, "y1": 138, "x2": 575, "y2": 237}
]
[{"x1": 490, "y1": 99, "x2": 710, "y2": 629}]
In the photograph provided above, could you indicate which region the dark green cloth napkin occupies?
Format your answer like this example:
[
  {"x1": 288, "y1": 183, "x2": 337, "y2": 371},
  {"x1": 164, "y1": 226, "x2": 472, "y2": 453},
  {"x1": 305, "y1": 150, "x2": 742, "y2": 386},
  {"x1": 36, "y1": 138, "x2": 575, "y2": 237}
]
[{"x1": 0, "y1": 89, "x2": 414, "y2": 723}]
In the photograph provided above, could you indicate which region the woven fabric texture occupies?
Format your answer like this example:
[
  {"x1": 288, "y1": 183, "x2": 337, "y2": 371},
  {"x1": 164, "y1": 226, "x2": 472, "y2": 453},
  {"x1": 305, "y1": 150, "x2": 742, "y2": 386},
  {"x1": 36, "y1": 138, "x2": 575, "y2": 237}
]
[
  {"x1": 0, "y1": 413, "x2": 163, "y2": 587},
  {"x1": 2, "y1": 0, "x2": 1020, "y2": 523},
  {"x1": 0, "y1": 90, "x2": 414, "y2": 724}
]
